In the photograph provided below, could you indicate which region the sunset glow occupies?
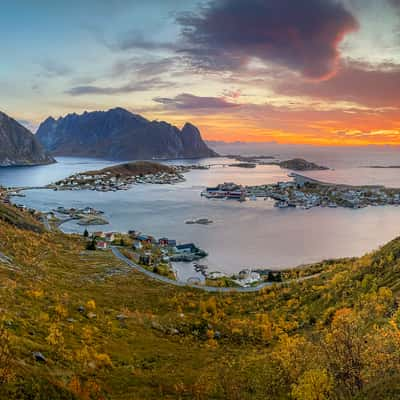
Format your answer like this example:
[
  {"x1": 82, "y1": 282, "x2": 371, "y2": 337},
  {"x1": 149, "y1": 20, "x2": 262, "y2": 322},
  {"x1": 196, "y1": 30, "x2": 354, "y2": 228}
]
[{"x1": 1, "y1": 0, "x2": 400, "y2": 145}]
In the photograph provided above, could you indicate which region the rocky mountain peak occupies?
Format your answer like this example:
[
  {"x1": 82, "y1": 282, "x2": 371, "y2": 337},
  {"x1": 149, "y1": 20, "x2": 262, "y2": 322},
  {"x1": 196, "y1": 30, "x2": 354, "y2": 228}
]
[
  {"x1": 0, "y1": 111, "x2": 55, "y2": 166},
  {"x1": 36, "y1": 108, "x2": 218, "y2": 160}
]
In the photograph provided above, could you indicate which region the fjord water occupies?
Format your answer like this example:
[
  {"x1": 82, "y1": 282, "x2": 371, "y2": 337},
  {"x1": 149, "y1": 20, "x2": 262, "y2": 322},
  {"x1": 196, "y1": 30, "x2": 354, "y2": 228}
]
[{"x1": 2, "y1": 149, "x2": 400, "y2": 275}]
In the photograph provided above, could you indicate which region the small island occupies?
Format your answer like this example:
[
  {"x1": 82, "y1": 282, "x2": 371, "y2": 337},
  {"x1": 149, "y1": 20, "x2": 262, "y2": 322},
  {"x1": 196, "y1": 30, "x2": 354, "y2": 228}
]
[
  {"x1": 47, "y1": 161, "x2": 188, "y2": 192},
  {"x1": 228, "y1": 162, "x2": 257, "y2": 168},
  {"x1": 227, "y1": 154, "x2": 275, "y2": 163},
  {"x1": 51, "y1": 206, "x2": 109, "y2": 226},
  {"x1": 227, "y1": 156, "x2": 329, "y2": 171},
  {"x1": 367, "y1": 165, "x2": 400, "y2": 169},
  {"x1": 274, "y1": 158, "x2": 329, "y2": 171}
]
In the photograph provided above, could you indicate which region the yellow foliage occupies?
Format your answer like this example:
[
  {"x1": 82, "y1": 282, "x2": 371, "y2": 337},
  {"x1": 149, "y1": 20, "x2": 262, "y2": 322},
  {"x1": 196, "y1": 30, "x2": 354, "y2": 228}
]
[
  {"x1": 46, "y1": 323, "x2": 64, "y2": 347},
  {"x1": 86, "y1": 299, "x2": 96, "y2": 311},
  {"x1": 55, "y1": 304, "x2": 68, "y2": 318},
  {"x1": 206, "y1": 329, "x2": 214, "y2": 339},
  {"x1": 292, "y1": 369, "x2": 333, "y2": 400},
  {"x1": 27, "y1": 288, "x2": 44, "y2": 299},
  {"x1": 95, "y1": 352, "x2": 113, "y2": 368},
  {"x1": 0, "y1": 324, "x2": 15, "y2": 384},
  {"x1": 39, "y1": 312, "x2": 50, "y2": 322}
]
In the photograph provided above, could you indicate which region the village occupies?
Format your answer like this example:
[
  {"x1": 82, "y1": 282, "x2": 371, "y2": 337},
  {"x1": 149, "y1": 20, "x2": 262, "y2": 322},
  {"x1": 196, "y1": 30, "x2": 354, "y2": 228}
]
[
  {"x1": 202, "y1": 174, "x2": 400, "y2": 209},
  {"x1": 86, "y1": 229, "x2": 209, "y2": 281},
  {"x1": 86, "y1": 229, "x2": 274, "y2": 287},
  {"x1": 48, "y1": 167, "x2": 188, "y2": 192}
]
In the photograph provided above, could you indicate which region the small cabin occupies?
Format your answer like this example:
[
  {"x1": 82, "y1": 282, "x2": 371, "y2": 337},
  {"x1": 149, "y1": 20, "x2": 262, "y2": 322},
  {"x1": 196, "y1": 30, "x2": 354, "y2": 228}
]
[
  {"x1": 158, "y1": 238, "x2": 177, "y2": 247},
  {"x1": 105, "y1": 232, "x2": 115, "y2": 242},
  {"x1": 158, "y1": 237, "x2": 169, "y2": 246},
  {"x1": 136, "y1": 235, "x2": 154, "y2": 244},
  {"x1": 96, "y1": 241, "x2": 109, "y2": 250}
]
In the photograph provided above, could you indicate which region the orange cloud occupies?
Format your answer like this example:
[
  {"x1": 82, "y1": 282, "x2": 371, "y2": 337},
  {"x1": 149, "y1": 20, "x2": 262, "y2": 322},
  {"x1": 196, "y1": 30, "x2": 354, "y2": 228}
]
[{"x1": 148, "y1": 102, "x2": 400, "y2": 146}]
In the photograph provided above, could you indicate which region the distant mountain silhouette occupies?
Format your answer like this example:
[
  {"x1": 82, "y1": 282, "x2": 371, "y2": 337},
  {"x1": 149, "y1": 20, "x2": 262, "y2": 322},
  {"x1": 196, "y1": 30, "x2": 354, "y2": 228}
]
[
  {"x1": 0, "y1": 111, "x2": 55, "y2": 166},
  {"x1": 36, "y1": 107, "x2": 218, "y2": 160}
]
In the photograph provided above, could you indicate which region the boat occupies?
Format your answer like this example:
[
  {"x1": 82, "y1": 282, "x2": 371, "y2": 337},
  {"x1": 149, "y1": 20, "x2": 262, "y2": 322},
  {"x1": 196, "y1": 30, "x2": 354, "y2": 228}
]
[{"x1": 185, "y1": 218, "x2": 213, "y2": 225}]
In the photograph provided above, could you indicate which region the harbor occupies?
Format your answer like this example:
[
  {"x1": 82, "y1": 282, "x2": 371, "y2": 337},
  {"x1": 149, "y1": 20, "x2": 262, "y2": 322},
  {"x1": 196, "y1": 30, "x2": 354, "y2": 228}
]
[
  {"x1": 85, "y1": 227, "x2": 274, "y2": 287},
  {"x1": 201, "y1": 173, "x2": 400, "y2": 209},
  {"x1": 5, "y1": 156, "x2": 400, "y2": 277}
]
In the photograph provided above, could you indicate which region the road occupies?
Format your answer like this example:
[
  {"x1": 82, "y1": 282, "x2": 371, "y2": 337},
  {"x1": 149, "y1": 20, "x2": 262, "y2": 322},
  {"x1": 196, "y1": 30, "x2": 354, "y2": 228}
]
[
  {"x1": 41, "y1": 215, "x2": 51, "y2": 231},
  {"x1": 111, "y1": 247, "x2": 320, "y2": 293}
]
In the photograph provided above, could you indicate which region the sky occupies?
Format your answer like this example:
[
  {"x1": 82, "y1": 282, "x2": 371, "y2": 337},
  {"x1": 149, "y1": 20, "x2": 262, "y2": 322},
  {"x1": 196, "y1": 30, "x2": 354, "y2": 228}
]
[{"x1": 1, "y1": 0, "x2": 400, "y2": 145}]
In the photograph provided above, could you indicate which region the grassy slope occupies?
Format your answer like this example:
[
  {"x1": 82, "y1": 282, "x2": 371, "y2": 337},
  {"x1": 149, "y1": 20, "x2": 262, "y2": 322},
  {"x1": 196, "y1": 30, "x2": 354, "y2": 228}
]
[
  {"x1": 1, "y1": 204, "x2": 400, "y2": 398},
  {"x1": 0, "y1": 203, "x2": 44, "y2": 233}
]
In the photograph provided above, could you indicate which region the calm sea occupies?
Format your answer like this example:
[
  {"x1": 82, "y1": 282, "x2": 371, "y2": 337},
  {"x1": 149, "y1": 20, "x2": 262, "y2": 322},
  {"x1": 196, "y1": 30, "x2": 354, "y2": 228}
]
[{"x1": 1, "y1": 147, "x2": 400, "y2": 279}]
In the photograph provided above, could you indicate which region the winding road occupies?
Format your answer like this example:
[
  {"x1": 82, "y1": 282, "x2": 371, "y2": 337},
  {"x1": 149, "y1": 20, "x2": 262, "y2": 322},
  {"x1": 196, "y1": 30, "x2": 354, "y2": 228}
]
[{"x1": 111, "y1": 247, "x2": 320, "y2": 293}]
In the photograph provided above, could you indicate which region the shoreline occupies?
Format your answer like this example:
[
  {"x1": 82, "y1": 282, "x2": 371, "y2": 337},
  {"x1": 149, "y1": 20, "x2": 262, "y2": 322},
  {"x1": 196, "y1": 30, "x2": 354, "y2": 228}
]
[
  {"x1": 111, "y1": 246, "x2": 322, "y2": 292},
  {"x1": 5, "y1": 158, "x2": 400, "y2": 285}
]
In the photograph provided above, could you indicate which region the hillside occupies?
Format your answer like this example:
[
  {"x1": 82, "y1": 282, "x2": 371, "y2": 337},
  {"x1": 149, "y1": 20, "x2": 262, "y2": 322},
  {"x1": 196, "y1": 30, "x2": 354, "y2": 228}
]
[
  {"x1": 84, "y1": 161, "x2": 175, "y2": 178},
  {"x1": 0, "y1": 111, "x2": 55, "y2": 166},
  {"x1": 0, "y1": 202, "x2": 44, "y2": 233},
  {"x1": 1, "y1": 203, "x2": 400, "y2": 398},
  {"x1": 36, "y1": 108, "x2": 218, "y2": 161}
]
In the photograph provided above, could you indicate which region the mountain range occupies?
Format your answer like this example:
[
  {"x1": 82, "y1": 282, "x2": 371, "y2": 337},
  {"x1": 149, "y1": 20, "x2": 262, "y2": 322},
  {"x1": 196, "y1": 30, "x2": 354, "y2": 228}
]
[
  {"x1": 36, "y1": 107, "x2": 218, "y2": 160},
  {"x1": 0, "y1": 111, "x2": 54, "y2": 167}
]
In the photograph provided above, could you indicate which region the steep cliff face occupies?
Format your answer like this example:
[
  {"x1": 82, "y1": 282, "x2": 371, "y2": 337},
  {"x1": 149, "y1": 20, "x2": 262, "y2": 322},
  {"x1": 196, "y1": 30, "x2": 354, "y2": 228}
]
[
  {"x1": 0, "y1": 111, "x2": 55, "y2": 167},
  {"x1": 36, "y1": 108, "x2": 218, "y2": 160}
]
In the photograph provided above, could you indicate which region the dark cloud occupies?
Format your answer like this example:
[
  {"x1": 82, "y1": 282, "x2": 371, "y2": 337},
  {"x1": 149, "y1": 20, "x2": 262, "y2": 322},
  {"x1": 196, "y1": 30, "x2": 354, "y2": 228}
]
[
  {"x1": 177, "y1": 0, "x2": 358, "y2": 80},
  {"x1": 274, "y1": 61, "x2": 400, "y2": 107},
  {"x1": 66, "y1": 77, "x2": 173, "y2": 96},
  {"x1": 153, "y1": 93, "x2": 239, "y2": 110}
]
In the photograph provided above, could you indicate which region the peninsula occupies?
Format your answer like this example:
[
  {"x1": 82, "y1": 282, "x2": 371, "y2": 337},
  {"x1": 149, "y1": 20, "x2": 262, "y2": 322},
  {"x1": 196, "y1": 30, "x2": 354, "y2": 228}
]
[{"x1": 203, "y1": 174, "x2": 400, "y2": 209}]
